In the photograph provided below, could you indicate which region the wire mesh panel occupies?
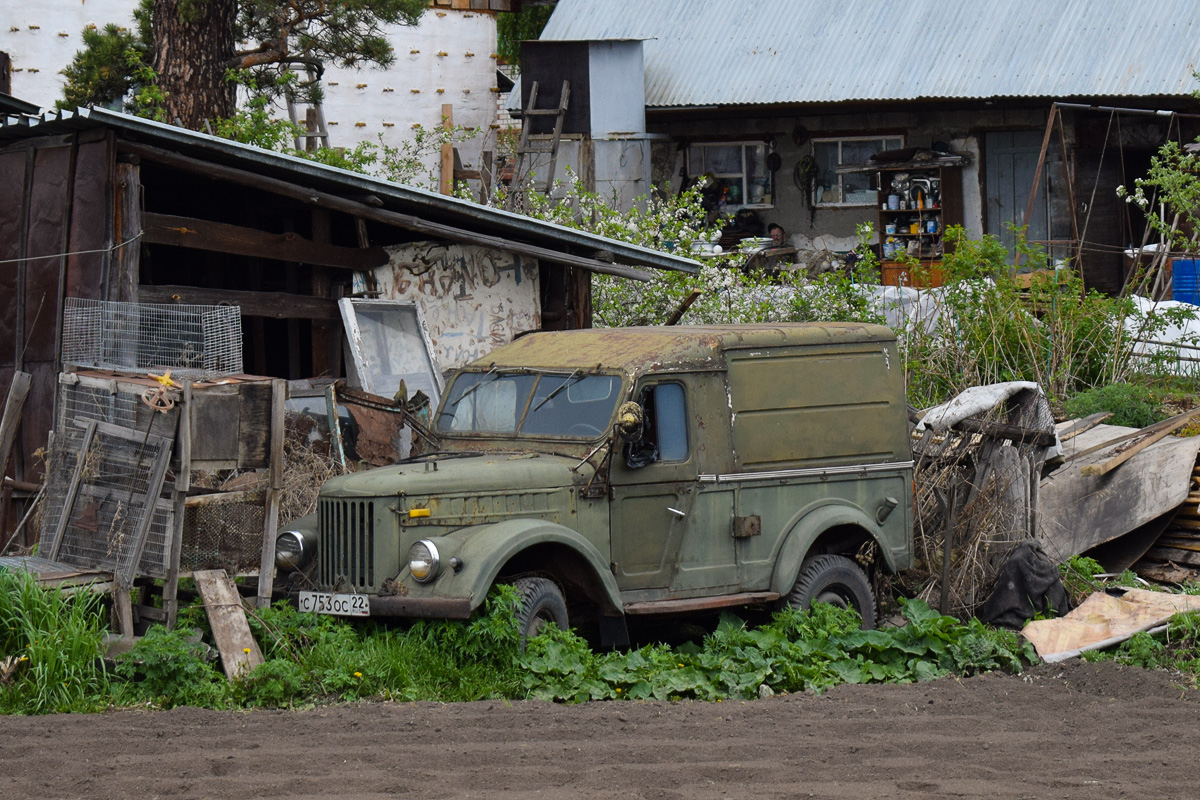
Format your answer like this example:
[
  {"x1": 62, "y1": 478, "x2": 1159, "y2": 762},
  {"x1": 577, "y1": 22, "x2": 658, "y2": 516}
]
[
  {"x1": 42, "y1": 381, "x2": 179, "y2": 581},
  {"x1": 180, "y1": 494, "x2": 267, "y2": 574},
  {"x1": 61, "y1": 298, "x2": 243, "y2": 380}
]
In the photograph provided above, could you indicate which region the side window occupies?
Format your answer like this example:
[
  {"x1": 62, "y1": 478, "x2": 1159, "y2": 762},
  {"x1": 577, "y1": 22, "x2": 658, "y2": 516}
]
[{"x1": 651, "y1": 383, "x2": 688, "y2": 461}]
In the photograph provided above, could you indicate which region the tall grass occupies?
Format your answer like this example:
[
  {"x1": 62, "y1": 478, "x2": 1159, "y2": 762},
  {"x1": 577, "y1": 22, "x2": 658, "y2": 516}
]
[{"x1": 0, "y1": 569, "x2": 110, "y2": 714}]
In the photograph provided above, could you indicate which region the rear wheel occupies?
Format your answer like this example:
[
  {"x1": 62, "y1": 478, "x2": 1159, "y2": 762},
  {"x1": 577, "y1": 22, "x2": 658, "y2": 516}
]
[
  {"x1": 787, "y1": 554, "x2": 876, "y2": 629},
  {"x1": 513, "y1": 577, "x2": 568, "y2": 647}
]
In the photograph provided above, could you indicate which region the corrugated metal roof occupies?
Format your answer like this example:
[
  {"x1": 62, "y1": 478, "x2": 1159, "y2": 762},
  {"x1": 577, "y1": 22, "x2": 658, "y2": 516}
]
[
  {"x1": 0, "y1": 107, "x2": 698, "y2": 274},
  {"x1": 540, "y1": 0, "x2": 1200, "y2": 107}
]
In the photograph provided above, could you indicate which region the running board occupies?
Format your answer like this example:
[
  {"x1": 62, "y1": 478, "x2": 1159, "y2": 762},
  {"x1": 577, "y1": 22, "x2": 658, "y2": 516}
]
[{"x1": 623, "y1": 591, "x2": 780, "y2": 616}]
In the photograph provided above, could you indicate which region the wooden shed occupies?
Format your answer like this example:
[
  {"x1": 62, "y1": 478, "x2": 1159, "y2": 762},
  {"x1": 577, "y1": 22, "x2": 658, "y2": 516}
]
[{"x1": 0, "y1": 106, "x2": 698, "y2": 494}]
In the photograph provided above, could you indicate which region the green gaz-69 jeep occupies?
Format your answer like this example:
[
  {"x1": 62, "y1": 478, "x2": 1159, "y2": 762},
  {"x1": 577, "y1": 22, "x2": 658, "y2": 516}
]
[{"x1": 275, "y1": 323, "x2": 913, "y2": 642}]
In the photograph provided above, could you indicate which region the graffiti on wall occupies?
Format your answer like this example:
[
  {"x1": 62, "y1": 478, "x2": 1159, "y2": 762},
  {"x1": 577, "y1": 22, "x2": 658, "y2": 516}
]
[{"x1": 364, "y1": 242, "x2": 541, "y2": 371}]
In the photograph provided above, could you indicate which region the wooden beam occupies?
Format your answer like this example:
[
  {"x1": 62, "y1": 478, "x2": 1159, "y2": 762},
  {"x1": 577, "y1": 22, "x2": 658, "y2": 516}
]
[
  {"x1": 138, "y1": 284, "x2": 340, "y2": 320},
  {"x1": 141, "y1": 212, "x2": 389, "y2": 271},
  {"x1": 0, "y1": 372, "x2": 32, "y2": 480},
  {"x1": 194, "y1": 569, "x2": 265, "y2": 680},
  {"x1": 440, "y1": 103, "x2": 454, "y2": 196},
  {"x1": 1080, "y1": 407, "x2": 1200, "y2": 477},
  {"x1": 120, "y1": 142, "x2": 656, "y2": 282}
]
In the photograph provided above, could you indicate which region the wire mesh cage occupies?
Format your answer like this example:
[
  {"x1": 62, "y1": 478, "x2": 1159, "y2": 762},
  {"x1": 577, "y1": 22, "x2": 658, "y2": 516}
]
[
  {"x1": 41, "y1": 380, "x2": 178, "y2": 581},
  {"x1": 180, "y1": 493, "x2": 267, "y2": 574},
  {"x1": 61, "y1": 298, "x2": 243, "y2": 380}
]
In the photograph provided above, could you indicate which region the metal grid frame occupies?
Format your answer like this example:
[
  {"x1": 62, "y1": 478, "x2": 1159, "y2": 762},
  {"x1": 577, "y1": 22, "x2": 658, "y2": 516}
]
[{"x1": 61, "y1": 298, "x2": 243, "y2": 380}]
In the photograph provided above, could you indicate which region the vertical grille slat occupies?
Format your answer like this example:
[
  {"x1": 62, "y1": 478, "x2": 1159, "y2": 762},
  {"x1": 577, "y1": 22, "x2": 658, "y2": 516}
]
[{"x1": 318, "y1": 498, "x2": 377, "y2": 591}]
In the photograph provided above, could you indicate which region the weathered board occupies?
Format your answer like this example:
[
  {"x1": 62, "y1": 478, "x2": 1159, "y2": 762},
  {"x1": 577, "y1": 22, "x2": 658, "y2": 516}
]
[
  {"x1": 194, "y1": 569, "x2": 264, "y2": 681},
  {"x1": 1037, "y1": 424, "x2": 1200, "y2": 564}
]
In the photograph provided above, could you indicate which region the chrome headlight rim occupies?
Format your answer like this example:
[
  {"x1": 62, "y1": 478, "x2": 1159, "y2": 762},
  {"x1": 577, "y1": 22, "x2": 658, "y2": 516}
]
[
  {"x1": 408, "y1": 539, "x2": 441, "y2": 583},
  {"x1": 275, "y1": 530, "x2": 309, "y2": 571}
]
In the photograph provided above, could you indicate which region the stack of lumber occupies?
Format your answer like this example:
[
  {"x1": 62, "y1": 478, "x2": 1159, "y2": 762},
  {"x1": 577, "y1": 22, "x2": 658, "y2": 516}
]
[{"x1": 1143, "y1": 455, "x2": 1200, "y2": 571}]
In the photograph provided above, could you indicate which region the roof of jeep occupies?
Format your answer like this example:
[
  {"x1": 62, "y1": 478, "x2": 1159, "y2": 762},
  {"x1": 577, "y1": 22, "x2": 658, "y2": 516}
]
[{"x1": 467, "y1": 323, "x2": 896, "y2": 374}]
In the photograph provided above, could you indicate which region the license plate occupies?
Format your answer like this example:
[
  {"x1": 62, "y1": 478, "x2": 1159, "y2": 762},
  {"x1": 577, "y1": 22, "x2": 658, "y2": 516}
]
[{"x1": 298, "y1": 591, "x2": 371, "y2": 617}]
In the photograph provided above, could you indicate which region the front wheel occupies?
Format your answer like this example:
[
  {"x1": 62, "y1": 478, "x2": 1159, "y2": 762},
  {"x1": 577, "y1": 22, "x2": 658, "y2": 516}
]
[
  {"x1": 513, "y1": 577, "x2": 568, "y2": 647},
  {"x1": 786, "y1": 554, "x2": 876, "y2": 630}
]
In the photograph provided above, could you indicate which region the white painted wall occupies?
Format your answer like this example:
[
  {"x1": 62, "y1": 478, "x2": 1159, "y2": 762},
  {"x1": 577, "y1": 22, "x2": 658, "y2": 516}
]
[
  {"x1": 361, "y1": 242, "x2": 541, "y2": 374},
  {"x1": 2, "y1": 2, "x2": 499, "y2": 175},
  {"x1": 2, "y1": 0, "x2": 139, "y2": 107}
]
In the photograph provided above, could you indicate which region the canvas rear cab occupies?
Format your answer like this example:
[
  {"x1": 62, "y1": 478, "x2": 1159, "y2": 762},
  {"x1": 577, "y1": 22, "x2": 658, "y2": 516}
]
[{"x1": 276, "y1": 323, "x2": 914, "y2": 640}]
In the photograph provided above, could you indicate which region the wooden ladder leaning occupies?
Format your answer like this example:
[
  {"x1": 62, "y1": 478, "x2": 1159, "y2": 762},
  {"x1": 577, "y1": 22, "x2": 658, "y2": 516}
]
[
  {"x1": 286, "y1": 67, "x2": 331, "y2": 151},
  {"x1": 506, "y1": 79, "x2": 571, "y2": 210}
]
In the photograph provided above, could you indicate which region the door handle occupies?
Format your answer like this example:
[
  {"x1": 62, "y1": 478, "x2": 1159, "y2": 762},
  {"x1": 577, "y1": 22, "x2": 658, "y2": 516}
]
[{"x1": 667, "y1": 507, "x2": 687, "y2": 518}]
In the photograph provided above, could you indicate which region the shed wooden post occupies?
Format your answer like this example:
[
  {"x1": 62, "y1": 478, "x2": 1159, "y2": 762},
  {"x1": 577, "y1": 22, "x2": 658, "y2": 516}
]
[
  {"x1": 440, "y1": 104, "x2": 454, "y2": 196},
  {"x1": 165, "y1": 381, "x2": 192, "y2": 629},
  {"x1": 256, "y1": 379, "x2": 287, "y2": 608}
]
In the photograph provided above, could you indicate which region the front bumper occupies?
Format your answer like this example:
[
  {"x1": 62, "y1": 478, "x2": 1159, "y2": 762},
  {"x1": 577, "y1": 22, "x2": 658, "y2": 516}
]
[{"x1": 368, "y1": 595, "x2": 473, "y2": 619}]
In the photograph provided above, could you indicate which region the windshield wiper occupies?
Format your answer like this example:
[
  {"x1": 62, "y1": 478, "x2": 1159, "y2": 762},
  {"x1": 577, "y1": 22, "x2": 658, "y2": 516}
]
[
  {"x1": 455, "y1": 366, "x2": 499, "y2": 402},
  {"x1": 529, "y1": 369, "x2": 581, "y2": 414}
]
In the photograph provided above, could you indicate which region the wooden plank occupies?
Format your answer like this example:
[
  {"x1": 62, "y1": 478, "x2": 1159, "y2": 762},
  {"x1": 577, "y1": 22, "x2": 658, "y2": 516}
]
[
  {"x1": 1038, "y1": 426, "x2": 1200, "y2": 563},
  {"x1": 112, "y1": 161, "x2": 141, "y2": 304},
  {"x1": 141, "y1": 212, "x2": 389, "y2": 271},
  {"x1": 440, "y1": 103, "x2": 454, "y2": 196},
  {"x1": 1080, "y1": 407, "x2": 1200, "y2": 477},
  {"x1": 194, "y1": 569, "x2": 264, "y2": 680},
  {"x1": 120, "y1": 142, "x2": 660, "y2": 282},
  {"x1": 0, "y1": 372, "x2": 32, "y2": 477},
  {"x1": 45, "y1": 421, "x2": 97, "y2": 561},
  {"x1": 256, "y1": 380, "x2": 286, "y2": 608},
  {"x1": 138, "y1": 284, "x2": 340, "y2": 320},
  {"x1": 1057, "y1": 412, "x2": 1113, "y2": 442}
]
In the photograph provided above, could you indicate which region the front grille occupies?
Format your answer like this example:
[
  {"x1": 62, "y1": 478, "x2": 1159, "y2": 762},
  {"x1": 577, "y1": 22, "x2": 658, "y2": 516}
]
[{"x1": 318, "y1": 499, "x2": 375, "y2": 590}]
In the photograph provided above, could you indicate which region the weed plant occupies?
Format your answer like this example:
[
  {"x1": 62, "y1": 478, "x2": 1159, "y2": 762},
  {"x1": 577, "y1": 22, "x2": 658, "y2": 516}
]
[{"x1": 0, "y1": 569, "x2": 110, "y2": 714}]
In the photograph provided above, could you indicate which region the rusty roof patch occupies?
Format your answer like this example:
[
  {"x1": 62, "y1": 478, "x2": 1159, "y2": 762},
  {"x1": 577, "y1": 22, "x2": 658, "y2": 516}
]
[{"x1": 469, "y1": 323, "x2": 895, "y2": 375}]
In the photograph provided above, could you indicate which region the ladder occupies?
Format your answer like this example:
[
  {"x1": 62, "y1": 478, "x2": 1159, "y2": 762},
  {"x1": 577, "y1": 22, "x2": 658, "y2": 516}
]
[
  {"x1": 507, "y1": 79, "x2": 571, "y2": 209},
  {"x1": 286, "y1": 66, "x2": 331, "y2": 151}
]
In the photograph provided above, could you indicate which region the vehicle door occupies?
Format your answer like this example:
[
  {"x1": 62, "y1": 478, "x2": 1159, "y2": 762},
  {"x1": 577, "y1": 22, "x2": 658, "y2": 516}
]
[{"x1": 609, "y1": 374, "x2": 736, "y2": 595}]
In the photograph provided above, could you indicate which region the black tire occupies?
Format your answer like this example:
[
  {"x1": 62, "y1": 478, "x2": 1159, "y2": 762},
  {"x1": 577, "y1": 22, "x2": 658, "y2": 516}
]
[
  {"x1": 513, "y1": 577, "x2": 568, "y2": 646},
  {"x1": 786, "y1": 554, "x2": 876, "y2": 629}
]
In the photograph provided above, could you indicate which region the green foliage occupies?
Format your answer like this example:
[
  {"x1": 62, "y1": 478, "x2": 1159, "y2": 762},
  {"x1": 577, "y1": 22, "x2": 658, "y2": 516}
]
[
  {"x1": 113, "y1": 625, "x2": 231, "y2": 709},
  {"x1": 520, "y1": 599, "x2": 1038, "y2": 703},
  {"x1": 211, "y1": 72, "x2": 305, "y2": 150},
  {"x1": 1063, "y1": 383, "x2": 1169, "y2": 428},
  {"x1": 900, "y1": 226, "x2": 1145, "y2": 407},
  {"x1": 1083, "y1": 609, "x2": 1200, "y2": 685},
  {"x1": 496, "y1": 4, "x2": 556, "y2": 66},
  {"x1": 1059, "y1": 555, "x2": 1106, "y2": 606},
  {"x1": 0, "y1": 569, "x2": 110, "y2": 714}
]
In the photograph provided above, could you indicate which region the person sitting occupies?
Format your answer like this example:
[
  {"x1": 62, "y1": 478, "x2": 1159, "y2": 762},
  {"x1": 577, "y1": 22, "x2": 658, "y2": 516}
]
[{"x1": 768, "y1": 223, "x2": 789, "y2": 248}]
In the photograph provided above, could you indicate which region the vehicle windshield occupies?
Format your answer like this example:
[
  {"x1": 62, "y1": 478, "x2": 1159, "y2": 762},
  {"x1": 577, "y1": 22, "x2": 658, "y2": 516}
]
[{"x1": 436, "y1": 370, "x2": 623, "y2": 438}]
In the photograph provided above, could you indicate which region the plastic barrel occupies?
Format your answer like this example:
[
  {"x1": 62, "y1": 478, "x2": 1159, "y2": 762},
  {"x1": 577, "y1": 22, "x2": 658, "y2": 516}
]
[{"x1": 1173, "y1": 259, "x2": 1200, "y2": 304}]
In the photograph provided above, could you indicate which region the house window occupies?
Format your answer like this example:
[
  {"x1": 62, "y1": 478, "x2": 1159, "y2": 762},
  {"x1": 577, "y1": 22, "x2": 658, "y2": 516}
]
[
  {"x1": 688, "y1": 141, "x2": 773, "y2": 209},
  {"x1": 812, "y1": 136, "x2": 903, "y2": 206}
]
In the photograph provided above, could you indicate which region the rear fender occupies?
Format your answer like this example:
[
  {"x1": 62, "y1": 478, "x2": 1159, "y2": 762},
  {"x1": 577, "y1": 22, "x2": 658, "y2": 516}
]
[
  {"x1": 412, "y1": 519, "x2": 623, "y2": 615},
  {"x1": 768, "y1": 501, "x2": 897, "y2": 596}
]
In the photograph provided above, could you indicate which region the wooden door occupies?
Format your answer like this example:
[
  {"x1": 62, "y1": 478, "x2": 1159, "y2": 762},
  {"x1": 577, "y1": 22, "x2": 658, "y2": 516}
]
[{"x1": 985, "y1": 131, "x2": 1050, "y2": 256}]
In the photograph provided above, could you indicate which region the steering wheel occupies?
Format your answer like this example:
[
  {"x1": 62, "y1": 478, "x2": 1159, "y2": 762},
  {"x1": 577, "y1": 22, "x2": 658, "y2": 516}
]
[{"x1": 568, "y1": 422, "x2": 604, "y2": 437}]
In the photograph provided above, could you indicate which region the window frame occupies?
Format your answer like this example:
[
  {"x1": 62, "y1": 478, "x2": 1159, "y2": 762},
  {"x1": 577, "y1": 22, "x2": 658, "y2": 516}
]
[
  {"x1": 811, "y1": 135, "x2": 904, "y2": 208},
  {"x1": 687, "y1": 140, "x2": 774, "y2": 211}
]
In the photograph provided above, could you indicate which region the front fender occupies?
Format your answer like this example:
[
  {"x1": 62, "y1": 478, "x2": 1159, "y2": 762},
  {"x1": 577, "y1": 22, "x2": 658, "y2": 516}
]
[
  {"x1": 403, "y1": 519, "x2": 623, "y2": 614},
  {"x1": 768, "y1": 501, "x2": 900, "y2": 596}
]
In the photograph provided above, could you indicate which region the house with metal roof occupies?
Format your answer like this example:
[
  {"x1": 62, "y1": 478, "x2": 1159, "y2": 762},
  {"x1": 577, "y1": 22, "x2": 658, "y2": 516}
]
[
  {"x1": 526, "y1": 0, "x2": 1200, "y2": 292},
  {"x1": 0, "y1": 105, "x2": 698, "y2": 487}
]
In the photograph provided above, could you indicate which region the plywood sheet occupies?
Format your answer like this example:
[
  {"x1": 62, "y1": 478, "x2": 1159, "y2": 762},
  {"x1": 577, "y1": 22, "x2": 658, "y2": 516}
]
[{"x1": 1023, "y1": 588, "x2": 1200, "y2": 662}]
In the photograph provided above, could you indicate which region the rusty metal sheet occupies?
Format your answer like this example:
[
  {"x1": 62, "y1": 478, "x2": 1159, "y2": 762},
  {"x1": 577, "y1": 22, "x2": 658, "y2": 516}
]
[
  {"x1": 24, "y1": 145, "x2": 72, "y2": 364},
  {"x1": 0, "y1": 150, "x2": 28, "y2": 367},
  {"x1": 66, "y1": 138, "x2": 110, "y2": 301},
  {"x1": 476, "y1": 323, "x2": 895, "y2": 377}
]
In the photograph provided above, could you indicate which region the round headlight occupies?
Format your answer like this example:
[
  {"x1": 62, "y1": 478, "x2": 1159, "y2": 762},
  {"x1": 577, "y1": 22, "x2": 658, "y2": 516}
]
[
  {"x1": 407, "y1": 539, "x2": 440, "y2": 583},
  {"x1": 275, "y1": 531, "x2": 307, "y2": 571}
]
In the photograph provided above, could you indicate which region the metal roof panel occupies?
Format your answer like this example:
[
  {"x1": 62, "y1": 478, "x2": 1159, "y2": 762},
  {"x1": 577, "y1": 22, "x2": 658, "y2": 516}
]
[{"x1": 540, "y1": 0, "x2": 1200, "y2": 106}]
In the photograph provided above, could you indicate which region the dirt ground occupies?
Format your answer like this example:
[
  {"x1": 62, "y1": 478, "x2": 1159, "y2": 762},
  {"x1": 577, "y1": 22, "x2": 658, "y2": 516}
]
[{"x1": 2, "y1": 660, "x2": 1197, "y2": 800}]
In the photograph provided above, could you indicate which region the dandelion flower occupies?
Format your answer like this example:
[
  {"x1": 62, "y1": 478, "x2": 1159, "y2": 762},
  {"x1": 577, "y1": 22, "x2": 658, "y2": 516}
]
[{"x1": 354, "y1": 671, "x2": 363, "y2": 678}]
